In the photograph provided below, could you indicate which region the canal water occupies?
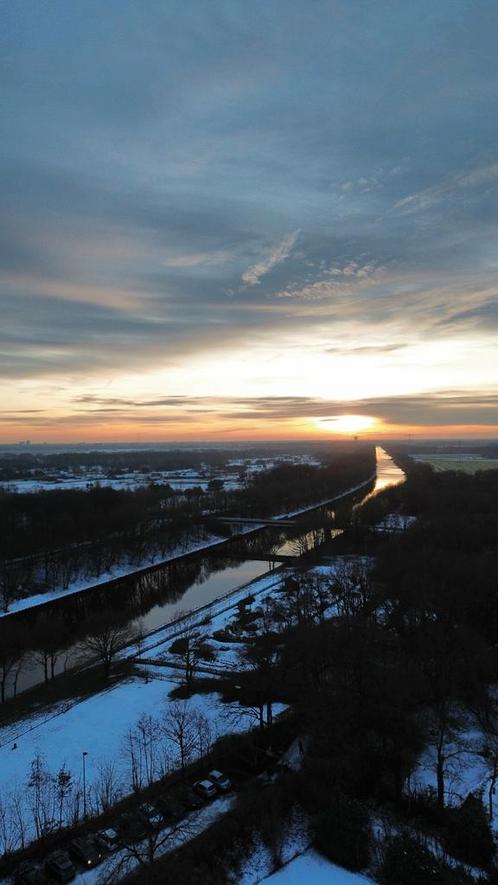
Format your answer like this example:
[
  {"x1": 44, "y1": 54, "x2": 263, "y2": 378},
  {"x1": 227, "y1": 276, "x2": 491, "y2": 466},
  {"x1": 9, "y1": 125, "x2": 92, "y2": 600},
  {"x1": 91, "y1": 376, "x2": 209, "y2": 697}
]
[{"x1": 4, "y1": 447, "x2": 404, "y2": 699}]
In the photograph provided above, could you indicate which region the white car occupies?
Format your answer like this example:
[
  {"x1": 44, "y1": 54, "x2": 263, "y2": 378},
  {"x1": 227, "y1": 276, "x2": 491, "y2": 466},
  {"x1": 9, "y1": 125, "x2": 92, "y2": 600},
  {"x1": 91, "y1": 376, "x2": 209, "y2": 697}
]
[
  {"x1": 207, "y1": 770, "x2": 232, "y2": 793},
  {"x1": 193, "y1": 779, "x2": 218, "y2": 800}
]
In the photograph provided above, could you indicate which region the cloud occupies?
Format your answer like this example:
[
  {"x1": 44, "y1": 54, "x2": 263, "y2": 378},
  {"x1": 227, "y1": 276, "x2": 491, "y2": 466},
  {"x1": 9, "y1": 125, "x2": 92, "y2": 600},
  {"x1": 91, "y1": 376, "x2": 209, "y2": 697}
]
[
  {"x1": 2, "y1": 0, "x2": 498, "y2": 435},
  {"x1": 391, "y1": 162, "x2": 498, "y2": 217},
  {"x1": 241, "y1": 231, "x2": 300, "y2": 286},
  {"x1": 162, "y1": 251, "x2": 231, "y2": 269},
  {"x1": 50, "y1": 390, "x2": 498, "y2": 431}
]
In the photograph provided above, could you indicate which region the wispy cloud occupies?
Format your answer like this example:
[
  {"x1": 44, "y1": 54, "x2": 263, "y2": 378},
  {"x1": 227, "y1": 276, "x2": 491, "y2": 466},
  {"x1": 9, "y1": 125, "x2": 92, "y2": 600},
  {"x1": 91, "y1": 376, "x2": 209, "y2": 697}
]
[
  {"x1": 391, "y1": 162, "x2": 498, "y2": 216},
  {"x1": 241, "y1": 230, "x2": 299, "y2": 286},
  {"x1": 162, "y1": 251, "x2": 231, "y2": 269}
]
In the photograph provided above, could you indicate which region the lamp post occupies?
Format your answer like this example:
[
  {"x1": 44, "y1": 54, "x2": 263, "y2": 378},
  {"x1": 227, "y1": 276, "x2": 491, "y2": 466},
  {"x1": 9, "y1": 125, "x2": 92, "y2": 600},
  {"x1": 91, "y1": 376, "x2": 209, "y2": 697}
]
[{"x1": 82, "y1": 751, "x2": 88, "y2": 820}]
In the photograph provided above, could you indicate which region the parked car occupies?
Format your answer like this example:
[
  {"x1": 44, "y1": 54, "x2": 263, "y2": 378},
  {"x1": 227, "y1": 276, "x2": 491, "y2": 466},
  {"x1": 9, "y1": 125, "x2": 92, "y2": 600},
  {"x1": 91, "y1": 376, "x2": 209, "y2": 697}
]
[
  {"x1": 140, "y1": 802, "x2": 163, "y2": 830},
  {"x1": 193, "y1": 779, "x2": 217, "y2": 801},
  {"x1": 207, "y1": 770, "x2": 232, "y2": 793},
  {"x1": 95, "y1": 827, "x2": 120, "y2": 853},
  {"x1": 14, "y1": 862, "x2": 48, "y2": 885},
  {"x1": 44, "y1": 851, "x2": 75, "y2": 883},
  {"x1": 69, "y1": 835, "x2": 101, "y2": 867},
  {"x1": 176, "y1": 785, "x2": 204, "y2": 810},
  {"x1": 155, "y1": 794, "x2": 184, "y2": 822}
]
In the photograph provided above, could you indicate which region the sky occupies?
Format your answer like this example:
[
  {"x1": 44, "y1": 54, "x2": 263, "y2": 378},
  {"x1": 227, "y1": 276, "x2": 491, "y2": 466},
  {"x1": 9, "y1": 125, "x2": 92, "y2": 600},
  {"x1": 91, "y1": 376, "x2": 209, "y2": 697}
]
[{"x1": 1, "y1": 0, "x2": 498, "y2": 442}]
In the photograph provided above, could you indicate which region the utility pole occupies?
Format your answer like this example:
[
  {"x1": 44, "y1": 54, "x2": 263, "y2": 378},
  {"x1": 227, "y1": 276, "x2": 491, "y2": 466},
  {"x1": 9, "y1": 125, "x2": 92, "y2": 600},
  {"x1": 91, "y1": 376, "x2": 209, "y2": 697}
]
[{"x1": 82, "y1": 751, "x2": 88, "y2": 820}]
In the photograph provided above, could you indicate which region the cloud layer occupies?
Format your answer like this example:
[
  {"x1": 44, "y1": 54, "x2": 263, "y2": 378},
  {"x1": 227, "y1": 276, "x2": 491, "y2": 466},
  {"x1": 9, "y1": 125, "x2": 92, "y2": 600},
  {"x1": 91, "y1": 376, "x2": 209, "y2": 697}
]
[{"x1": 1, "y1": 0, "x2": 498, "y2": 438}]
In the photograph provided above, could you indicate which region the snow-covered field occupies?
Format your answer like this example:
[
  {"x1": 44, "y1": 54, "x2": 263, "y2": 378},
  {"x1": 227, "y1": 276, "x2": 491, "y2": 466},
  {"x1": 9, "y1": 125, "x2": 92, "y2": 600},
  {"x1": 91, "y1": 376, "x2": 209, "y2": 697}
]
[
  {"x1": 0, "y1": 454, "x2": 322, "y2": 496},
  {"x1": 0, "y1": 470, "x2": 242, "y2": 495},
  {"x1": 0, "y1": 665, "x2": 286, "y2": 850},
  {"x1": 261, "y1": 849, "x2": 375, "y2": 884}
]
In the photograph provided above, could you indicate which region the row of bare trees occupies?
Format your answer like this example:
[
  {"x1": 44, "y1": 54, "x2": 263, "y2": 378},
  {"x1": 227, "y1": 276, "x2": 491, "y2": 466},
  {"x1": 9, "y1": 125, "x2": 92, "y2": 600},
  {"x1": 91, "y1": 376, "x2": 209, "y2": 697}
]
[
  {"x1": 0, "y1": 696, "x2": 215, "y2": 860},
  {"x1": 0, "y1": 521, "x2": 214, "y2": 613}
]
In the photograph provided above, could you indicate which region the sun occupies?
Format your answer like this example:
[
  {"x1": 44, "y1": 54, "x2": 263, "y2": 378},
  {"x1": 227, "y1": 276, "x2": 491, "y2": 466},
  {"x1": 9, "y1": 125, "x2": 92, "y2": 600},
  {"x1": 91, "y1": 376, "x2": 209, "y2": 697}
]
[{"x1": 314, "y1": 414, "x2": 377, "y2": 434}]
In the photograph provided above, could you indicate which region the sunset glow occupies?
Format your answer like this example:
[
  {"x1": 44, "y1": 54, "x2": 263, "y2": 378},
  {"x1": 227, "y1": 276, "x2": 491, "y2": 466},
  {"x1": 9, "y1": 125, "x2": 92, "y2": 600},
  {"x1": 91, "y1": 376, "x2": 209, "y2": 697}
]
[{"x1": 314, "y1": 415, "x2": 377, "y2": 435}]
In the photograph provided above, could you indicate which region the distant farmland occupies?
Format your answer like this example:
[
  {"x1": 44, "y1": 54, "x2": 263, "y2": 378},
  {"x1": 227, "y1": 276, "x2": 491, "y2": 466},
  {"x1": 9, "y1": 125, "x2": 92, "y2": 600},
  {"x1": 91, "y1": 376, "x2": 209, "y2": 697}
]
[{"x1": 412, "y1": 455, "x2": 498, "y2": 473}]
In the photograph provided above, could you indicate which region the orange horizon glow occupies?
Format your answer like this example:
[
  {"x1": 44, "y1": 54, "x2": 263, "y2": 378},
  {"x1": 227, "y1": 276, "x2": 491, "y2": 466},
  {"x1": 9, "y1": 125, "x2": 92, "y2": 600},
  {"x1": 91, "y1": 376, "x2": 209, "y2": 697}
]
[{"x1": 1, "y1": 416, "x2": 497, "y2": 445}]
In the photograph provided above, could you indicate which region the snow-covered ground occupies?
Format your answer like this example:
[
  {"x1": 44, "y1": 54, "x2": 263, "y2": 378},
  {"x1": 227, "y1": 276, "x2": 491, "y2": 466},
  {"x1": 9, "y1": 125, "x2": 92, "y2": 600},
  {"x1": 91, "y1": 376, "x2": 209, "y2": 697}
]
[
  {"x1": 0, "y1": 665, "x2": 287, "y2": 851},
  {"x1": 0, "y1": 454, "x2": 322, "y2": 496},
  {"x1": 261, "y1": 849, "x2": 375, "y2": 884},
  {"x1": 373, "y1": 513, "x2": 416, "y2": 533},
  {"x1": 0, "y1": 471, "x2": 243, "y2": 495},
  {"x1": 135, "y1": 562, "x2": 353, "y2": 676},
  {"x1": 411, "y1": 724, "x2": 492, "y2": 822}
]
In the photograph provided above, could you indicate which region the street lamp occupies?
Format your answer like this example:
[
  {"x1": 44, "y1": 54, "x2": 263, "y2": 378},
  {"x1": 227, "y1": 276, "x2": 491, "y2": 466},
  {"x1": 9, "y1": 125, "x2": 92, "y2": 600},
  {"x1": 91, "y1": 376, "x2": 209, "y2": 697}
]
[{"x1": 82, "y1": 751, "x2": 88, "y2": 819}]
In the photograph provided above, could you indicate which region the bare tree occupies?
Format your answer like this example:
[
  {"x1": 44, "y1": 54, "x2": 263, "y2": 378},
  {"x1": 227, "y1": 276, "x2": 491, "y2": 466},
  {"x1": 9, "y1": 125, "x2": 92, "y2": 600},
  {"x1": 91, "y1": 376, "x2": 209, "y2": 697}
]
[
  {"x1": 0, "y1": 625, "x2": 25, "y2": 703},
  {"x1": 27, "y1": 753, "x2": 55, "y2": 840},
  {"x1": 470, "y1": 693, "x2": 498, "y2": 821},
  {"x1": 0, "y1": 792, "x2": 20, "y2": 857},
  {"x1": 122, "y1": 713, "x2": 166, "y2": 792},
  {"x1": 243, "y1": 632, "x2": 280, "y2": 731},
  {"x1": 0, "y1": 561, "x2": 26, "y2": 613},
  {"x1": 82, "y1": 612, "x2": 136, "y2": 678},
  {"x1": 100, "y1": 815, "x2": 199, "y2": 884},
  {"x1": 162, "y1": 701, "x2": 204, "y2": 776},
  {"x1": 54, "y1": 765, "x2": 72, "y2": 829},
  {"x1": 425, "y1": 700, "x2": 465, "y2": 810},
  {"x1": 169, "y1": 614, "x2": 206, "y2": 687},
  {"x1": 329, "y1": 557, "x2": 371, "y2": 621},
  {"x1": 94, "y1": 761, "x2": 122, "y2": 814}
]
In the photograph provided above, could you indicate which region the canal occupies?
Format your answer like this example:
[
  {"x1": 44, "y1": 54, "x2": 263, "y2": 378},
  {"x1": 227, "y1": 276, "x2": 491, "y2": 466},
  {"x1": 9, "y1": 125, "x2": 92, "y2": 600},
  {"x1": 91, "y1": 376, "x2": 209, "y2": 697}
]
[{"x1": 3, "y1": 447, "x2": 405, "y2": 699}]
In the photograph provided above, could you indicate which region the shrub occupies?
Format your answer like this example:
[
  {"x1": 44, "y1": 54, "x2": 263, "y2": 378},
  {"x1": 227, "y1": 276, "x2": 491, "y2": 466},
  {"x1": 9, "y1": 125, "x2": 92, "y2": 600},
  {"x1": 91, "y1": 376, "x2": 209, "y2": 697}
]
[
  {"x1": 315, "y1": 793, "x2": 370, "y2": 871},
  {"x1": 444, "y1": 794, "x2": 495, "y2": 869},
  {"x1": 169, "y1": 637, "x2": 187, "y2": 655},
  {"x1": 378, "y1": 834, "x2": 476, "y2": 885}
]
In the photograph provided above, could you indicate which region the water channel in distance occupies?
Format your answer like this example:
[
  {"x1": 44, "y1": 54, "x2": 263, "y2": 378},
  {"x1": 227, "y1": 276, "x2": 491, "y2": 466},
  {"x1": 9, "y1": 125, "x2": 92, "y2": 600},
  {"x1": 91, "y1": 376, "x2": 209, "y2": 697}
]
[{"x1": 11, "y1": 446, "x2": 405, "y2": 698}]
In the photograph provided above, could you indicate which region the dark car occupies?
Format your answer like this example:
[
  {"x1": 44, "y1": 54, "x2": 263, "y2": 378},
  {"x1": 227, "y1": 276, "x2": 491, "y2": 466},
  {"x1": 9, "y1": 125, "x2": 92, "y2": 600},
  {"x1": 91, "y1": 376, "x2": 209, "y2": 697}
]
[
  {"x1": 117, "y1": 810, "x2": 148, "y2": 842},
  {"x1": 155, "y1": 794, "x2": 184, "y2": 822},
  {"x1": 44, "y1": 851, "x2": 75, "y2": 883},
  {"x1": 176, "y1": 785, "x2": 204, "y2": 810},
  {"x1": 95, "y1": 827, "x2": 120, "y2": 853},
  {"x1": 68, "y1": 835, "x2": 102, "y2": 868},
  {"x1": 14, "y1": 862, "x2": 48, "y2": 885}
]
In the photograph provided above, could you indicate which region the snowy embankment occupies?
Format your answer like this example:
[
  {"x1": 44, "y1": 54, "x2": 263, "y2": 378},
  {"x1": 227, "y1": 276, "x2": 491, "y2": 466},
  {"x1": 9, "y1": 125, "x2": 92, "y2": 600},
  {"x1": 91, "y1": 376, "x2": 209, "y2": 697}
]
[
  {"x1": 271, "y1": 474, "x2": 376, "y2": 521},
  {"x1": 0, "y1": 530, "x2": 227, "y2": 619}
]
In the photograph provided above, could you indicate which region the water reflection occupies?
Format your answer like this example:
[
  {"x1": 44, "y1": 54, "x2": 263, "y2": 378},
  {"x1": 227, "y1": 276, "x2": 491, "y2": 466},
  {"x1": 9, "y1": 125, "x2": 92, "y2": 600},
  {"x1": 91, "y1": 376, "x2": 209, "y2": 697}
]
[
  {"x1": 135, "y1": 559, "x2": 268, "y2": 633},
  {"x1": 356, "y1": 447, "x2": 405, "y2": 506}
]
